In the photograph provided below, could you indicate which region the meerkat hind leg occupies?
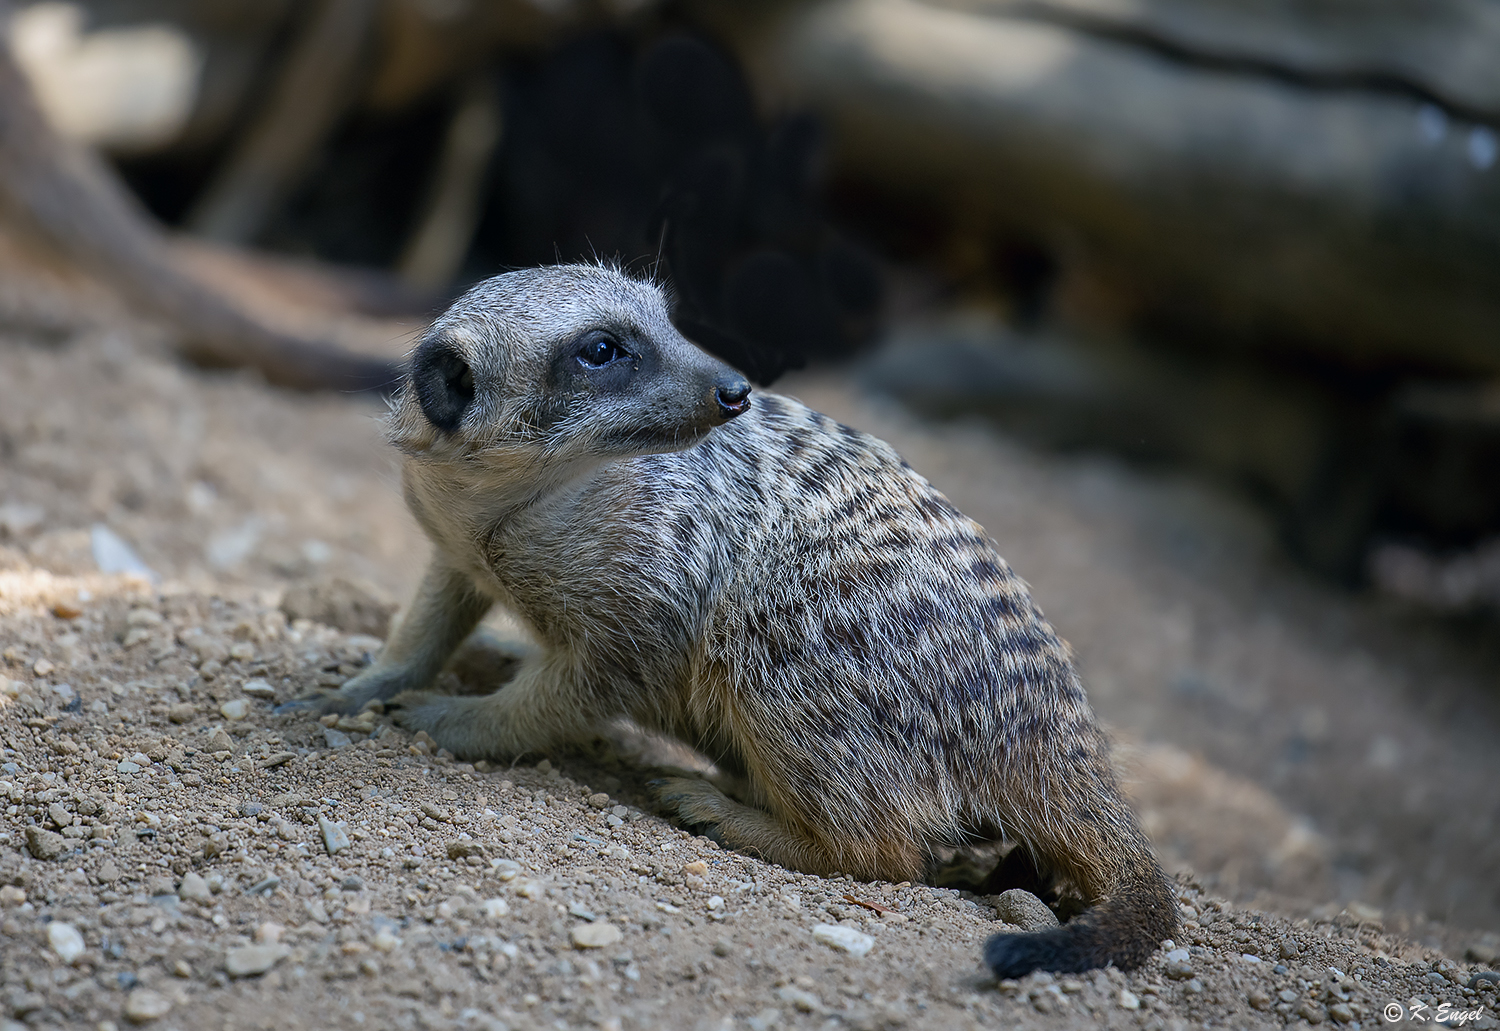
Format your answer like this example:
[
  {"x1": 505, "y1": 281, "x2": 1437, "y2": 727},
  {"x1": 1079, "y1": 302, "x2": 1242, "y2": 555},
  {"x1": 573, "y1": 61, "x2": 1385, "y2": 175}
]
[{"x1": 652, "y1": 776, "x2": 922, "y2": 882}]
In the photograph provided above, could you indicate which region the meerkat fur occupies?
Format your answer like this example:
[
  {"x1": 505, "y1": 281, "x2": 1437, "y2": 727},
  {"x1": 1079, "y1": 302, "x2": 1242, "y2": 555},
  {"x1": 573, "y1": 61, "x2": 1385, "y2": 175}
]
[{"x1": 316, "y1": 263, "x2": 1177, "y2": 978}]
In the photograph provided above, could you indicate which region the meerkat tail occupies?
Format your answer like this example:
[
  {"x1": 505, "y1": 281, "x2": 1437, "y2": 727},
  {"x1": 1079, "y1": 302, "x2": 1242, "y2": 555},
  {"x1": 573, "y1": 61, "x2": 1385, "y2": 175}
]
[
  {"x1": 983, "y1": 763, "x2": 1179, "y2": 978},
  {"x1": 983, "y1": 856, "x2": 1178, "y2": 977}
]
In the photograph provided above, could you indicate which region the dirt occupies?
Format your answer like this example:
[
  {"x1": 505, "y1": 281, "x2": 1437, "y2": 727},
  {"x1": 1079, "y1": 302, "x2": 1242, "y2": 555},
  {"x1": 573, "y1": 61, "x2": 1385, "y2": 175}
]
[{"x1": 2, "y1": 323, "x2": 1499, "y2": 1031}]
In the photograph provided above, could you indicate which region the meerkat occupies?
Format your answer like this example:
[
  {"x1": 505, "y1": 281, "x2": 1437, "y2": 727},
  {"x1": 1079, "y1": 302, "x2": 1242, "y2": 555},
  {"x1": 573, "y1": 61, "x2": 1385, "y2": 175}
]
[{"x1": 312, "y1": 263, "x2": 1177, "y2": 977}]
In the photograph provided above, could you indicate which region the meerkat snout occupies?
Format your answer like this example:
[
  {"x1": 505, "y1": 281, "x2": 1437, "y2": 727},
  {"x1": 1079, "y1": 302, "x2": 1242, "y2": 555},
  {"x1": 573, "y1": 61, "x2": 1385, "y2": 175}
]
[{"x1": 714, "y1": 373, "x2": 752, "y2": 421}]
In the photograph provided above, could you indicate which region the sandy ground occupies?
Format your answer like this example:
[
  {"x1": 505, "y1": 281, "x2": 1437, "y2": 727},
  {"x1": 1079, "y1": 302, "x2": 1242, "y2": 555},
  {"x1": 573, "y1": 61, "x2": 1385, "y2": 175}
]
[{"x1": 2, "y1": 323, "x2": 1499, "y2": 1030}]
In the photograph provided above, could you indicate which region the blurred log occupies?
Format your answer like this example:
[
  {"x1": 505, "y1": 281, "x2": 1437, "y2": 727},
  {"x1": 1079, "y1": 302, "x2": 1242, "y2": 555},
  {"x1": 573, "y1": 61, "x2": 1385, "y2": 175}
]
[
  {"x1": 945, "y1": 0, "x2": 1500, "y2": 121},
  {"x1": 397, "y1": 72, "x2": 503, "y2": 292},
  {"x1": 187, "y1": 0, "x2": 380, "y2": 243},
  {"x1": 701, "y1": 0, "x2": 1500, "y2": 376},
  {"x1": 0, "y1": 4, "x2": 399, "y2": 391}
]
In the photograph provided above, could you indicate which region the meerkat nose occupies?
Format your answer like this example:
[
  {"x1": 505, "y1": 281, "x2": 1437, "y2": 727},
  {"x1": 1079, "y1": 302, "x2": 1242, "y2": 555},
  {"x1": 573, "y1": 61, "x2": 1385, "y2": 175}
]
[{"x1": 715, "y1": 376, "x2": 752, "y2": 420}]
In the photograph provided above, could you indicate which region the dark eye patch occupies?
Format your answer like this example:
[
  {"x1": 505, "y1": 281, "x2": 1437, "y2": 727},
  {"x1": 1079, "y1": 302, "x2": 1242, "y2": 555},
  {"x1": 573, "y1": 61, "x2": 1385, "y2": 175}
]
[
  {"x1": 410, "y1": 334, "x2": 475, "y2": 433},
  {"x1": 577, "y1": 333, "x2": 630, "y2": 368}
]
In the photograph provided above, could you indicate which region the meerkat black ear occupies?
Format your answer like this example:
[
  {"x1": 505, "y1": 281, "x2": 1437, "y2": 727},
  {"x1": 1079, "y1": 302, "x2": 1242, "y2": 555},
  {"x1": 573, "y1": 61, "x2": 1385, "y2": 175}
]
[{"x1": 410, "y1": 334, "x2": 475, "y2": 434}]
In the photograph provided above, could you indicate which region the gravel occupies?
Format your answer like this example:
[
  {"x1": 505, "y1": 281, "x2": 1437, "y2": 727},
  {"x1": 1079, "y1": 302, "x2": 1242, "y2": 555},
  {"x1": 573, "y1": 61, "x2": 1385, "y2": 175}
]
[
  {"x1": 2, "y1": 333, "x2": 1498, "y2": 1030},
  {"x1": 18, "y1": 607, "x2": 1489, "y2": 1030}
]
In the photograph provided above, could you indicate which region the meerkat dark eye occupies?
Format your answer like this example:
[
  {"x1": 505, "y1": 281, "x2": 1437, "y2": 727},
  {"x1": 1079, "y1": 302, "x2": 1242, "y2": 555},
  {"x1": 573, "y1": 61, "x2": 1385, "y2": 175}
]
[
  {"x1": 410, "y1": 336, "x2": 475, "y2": 434},
  {"x1": 577, "y1": 334, "x2": 628, "y2": 368}
]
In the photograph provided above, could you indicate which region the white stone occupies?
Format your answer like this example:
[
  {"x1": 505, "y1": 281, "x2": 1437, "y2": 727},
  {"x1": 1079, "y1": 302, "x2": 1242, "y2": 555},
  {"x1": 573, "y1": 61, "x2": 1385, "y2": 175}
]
[
  {"x1": 570, "y1": 922, "x2": 622, "y2": 949},
  {"x1": 47, "y1": 921, "x2": 85, "y2": 963},
  {"x1": 812, "y1": 923, "x2": 875, "y2": 957},
  {"x1": 115, "y1": 761, "x2": 141, "y2": 774},
  {"x1": 481, "y1": 898, "x2": 510, "y2": 919},
  {"x1": 1119, "y1": 989, "x2": 1141, "y2": 1010},
  {"x1": 123, "y1": 988, "x2": 172, "y2": 1023},
  {"x1": 317, "y1": 816, "x2": 350, "y2": 855},
  {"x1": 177, "y1": 872, "x2": 212, "y2": 903},
  {"x1": 89, "y1": 523, "x2": 157, "y2": 580},
  {"x1": 241, "y1": 679, "x2": 276, "y2": 698},
  {"x1": 224, "y1": 943, "x2": 290, "y2": 977},
  {"x1": 219, "y1": 699, "x2": 249, "y2": 720}
]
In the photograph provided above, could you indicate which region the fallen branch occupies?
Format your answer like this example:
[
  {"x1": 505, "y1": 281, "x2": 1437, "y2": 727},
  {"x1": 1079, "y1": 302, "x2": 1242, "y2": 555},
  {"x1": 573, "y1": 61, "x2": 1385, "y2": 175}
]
[{"x1": 0, "y1": 2, "x2": 399, "y2": 391}]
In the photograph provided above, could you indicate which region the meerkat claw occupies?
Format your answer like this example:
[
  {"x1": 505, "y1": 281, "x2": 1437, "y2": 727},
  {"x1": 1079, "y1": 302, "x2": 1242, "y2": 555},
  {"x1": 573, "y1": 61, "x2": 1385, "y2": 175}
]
[{"x1": 273, "y1": 689, "x2": 350, "y2": 715}]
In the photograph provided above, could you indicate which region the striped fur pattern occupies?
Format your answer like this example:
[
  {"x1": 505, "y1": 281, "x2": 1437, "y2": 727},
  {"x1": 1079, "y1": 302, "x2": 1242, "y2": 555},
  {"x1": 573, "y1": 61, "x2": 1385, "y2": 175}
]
[{"x1": 335, "y1": 264, "x2": 1177, "y2": 977}]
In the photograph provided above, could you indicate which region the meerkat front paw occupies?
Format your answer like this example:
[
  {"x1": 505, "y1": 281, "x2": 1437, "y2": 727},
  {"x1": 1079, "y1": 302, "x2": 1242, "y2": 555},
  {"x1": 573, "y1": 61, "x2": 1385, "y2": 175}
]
[{"x1": 274, "y1": 666, "x2": 414, "y2": 716}]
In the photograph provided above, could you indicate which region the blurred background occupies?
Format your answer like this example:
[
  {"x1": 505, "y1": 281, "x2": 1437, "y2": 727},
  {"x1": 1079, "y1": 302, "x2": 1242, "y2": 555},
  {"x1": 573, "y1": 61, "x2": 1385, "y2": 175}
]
[{"x1": 0, "y1": 0, "x2": 1498, "y2": 951}]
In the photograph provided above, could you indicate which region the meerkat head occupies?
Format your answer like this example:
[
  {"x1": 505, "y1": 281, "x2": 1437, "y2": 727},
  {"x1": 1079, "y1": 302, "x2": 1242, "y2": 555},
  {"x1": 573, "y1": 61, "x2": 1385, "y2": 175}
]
[{"x1": 389, "y1": 264, "x2": 751, "y2": 468}]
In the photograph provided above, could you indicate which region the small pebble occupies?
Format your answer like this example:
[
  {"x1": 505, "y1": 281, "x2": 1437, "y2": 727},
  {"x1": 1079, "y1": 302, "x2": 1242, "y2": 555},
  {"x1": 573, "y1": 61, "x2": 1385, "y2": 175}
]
[
  {"x1": 812, "y1": 923, "x2": 875, "y2": 957},
  {"x1": 481, "y1": 898, "x2": 510, "y2": 919},
  {"x1": 318, "y1": 816, "x2": 350, "y2": 855},
  {"x1": 1118, "y1": 989, "x2": 1140, "y2": 1010},
  {"x1": 205, "y1": 729, "x2": 233, "y2": 753},
  {"x1": 178, "y1": 872, "x2": 212, "y2": 903},
  {"x1": 571, "y1": 922, "x2": 622, "y2": 949},
  {"x1": 746, "y1": 1009, "x2": 780, "y2": 1031},
  {"x1": 241, "y1": 679, "x2": 276, "y2": 698},
  {"x1": 225, "y1": 944, "x2": 291, "y2": 977},
  {"x1": 219, "y1": 699, "x2": 249, "y2": 720},
  {"x1": 1296, "y1": 999, "x2": 1327, "y2": 1024},
  {"x1": 1162, "y1": 948, "x2": 1194, "y2": 979},
  {"x1": 323, "y1": 727, "x2": 352, "y2": 749},
  {"x1": 777, "y1": 985, "x2": 821, "y2": 1013},
  {"x1": 116, "y1": 761, "x2": 141, "y2": 774},
  {"x1": 122, "y1": 988, "x2": 171, "y2": 1024},
  {"x1": 167, "y1": 703, "x2": 196, "y2": 724},
  {"x1": 991, "y1": 889, "x2": 1059, "y2": 931},
  {"x1": 47, "y1": 921, "x2": 86, "y2": 963},
  {"x1": 25, "y1": 826, "x2": 67, "y2": 860}
]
